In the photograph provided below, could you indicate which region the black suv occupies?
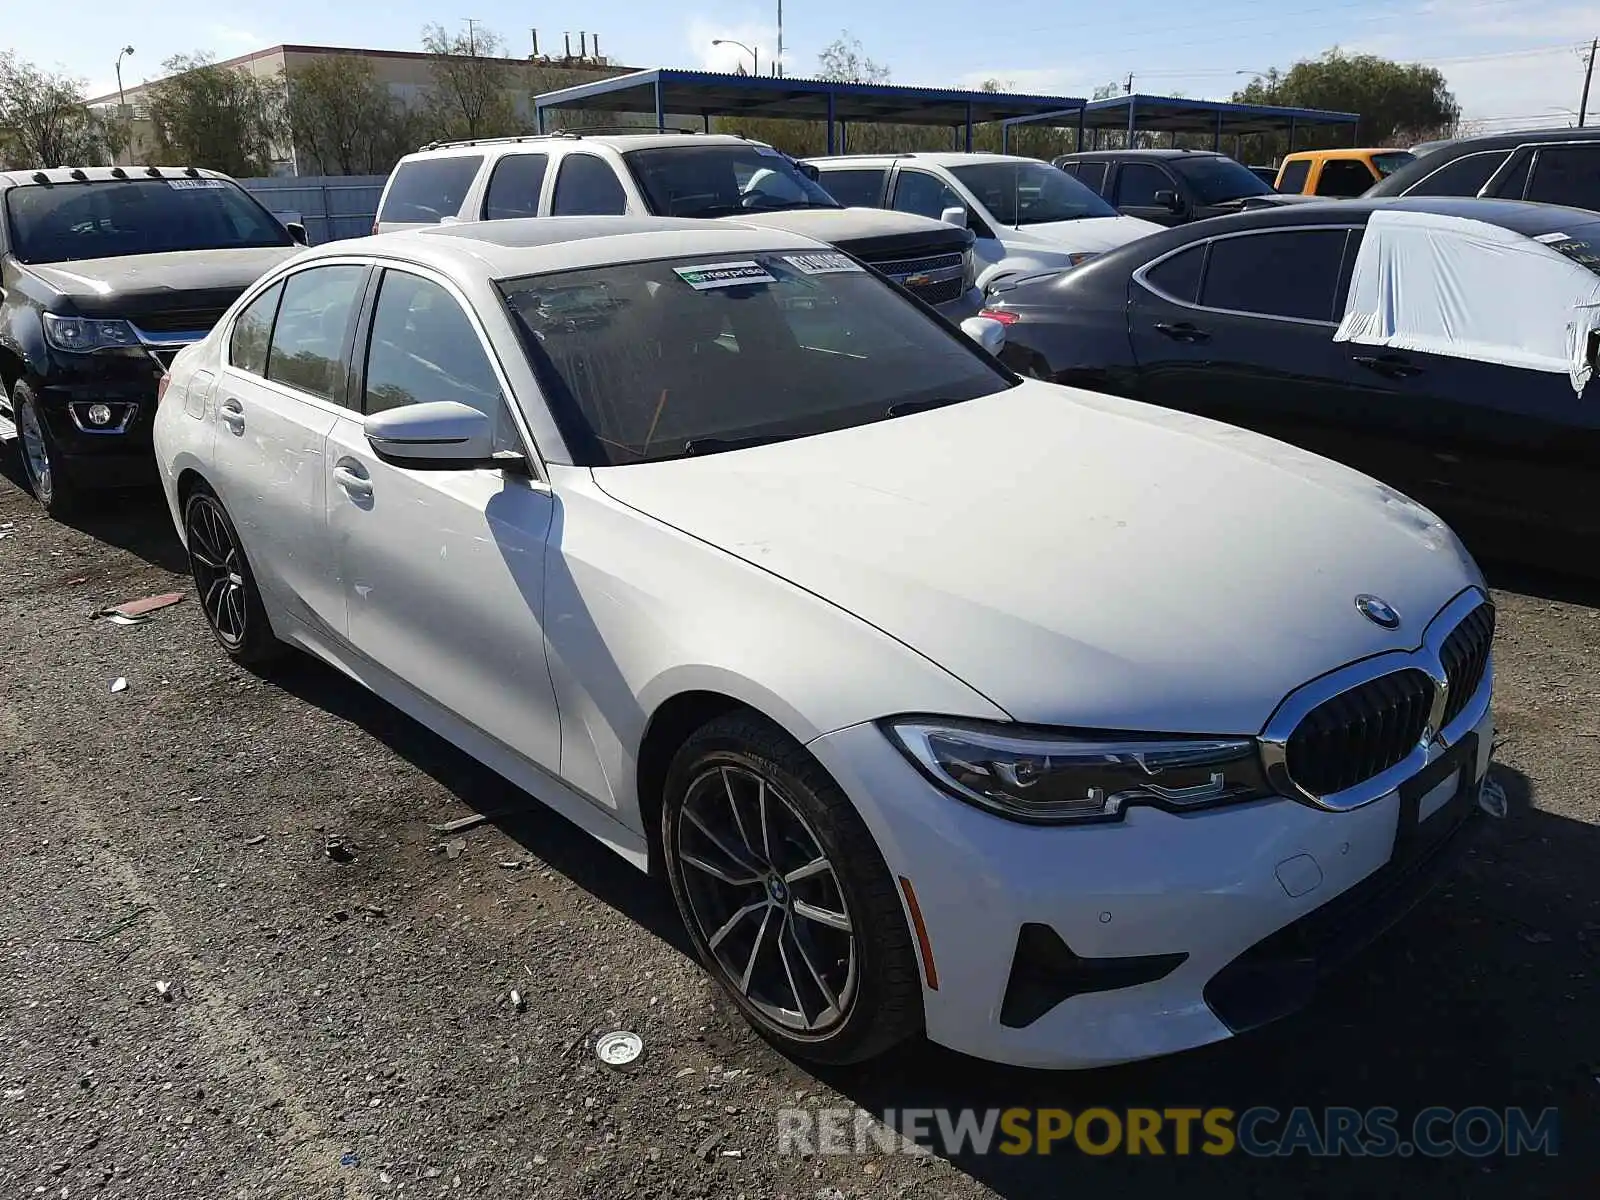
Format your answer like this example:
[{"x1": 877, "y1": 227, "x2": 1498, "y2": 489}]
[
  {"x1": 0, "y1": 166, "x2": 303, "y2": 515},
  {"x1": 1366, "y1": 127, "x2": 1600, "y2": 211},
  {"x1": 1052, "y1": 149, "x2": 1308, "y2": 225}
]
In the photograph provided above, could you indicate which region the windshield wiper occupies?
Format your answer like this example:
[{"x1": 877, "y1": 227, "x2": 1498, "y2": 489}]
[
  {"x1": 681, "y1": 433, "x2": 797, "y2": 456},
  {"x1": 885, "y1": 397, "x2": 966, "y2": 418}
]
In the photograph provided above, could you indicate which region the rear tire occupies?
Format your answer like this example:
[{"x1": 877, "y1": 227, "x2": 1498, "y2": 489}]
[
  {"x1": 12, "y1": 378, "x2": 80, "y2": 517},
  {"x1": 662, "y1": 712, "x2": 923, "y2": 1065},
  {"x1": 183, "y1": 484, "x2": 283, "y2": 666}
]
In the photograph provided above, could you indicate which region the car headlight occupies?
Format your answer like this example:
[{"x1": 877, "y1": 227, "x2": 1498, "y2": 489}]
[
  {"x1": 962, "y1": 248, "x2": 977, "y2": 292},
  {"x1": 883, "y1": 717, "x2": 1272, "y2": 825},
  {"x1": 43, "y1": 313, "x2": 140, "y2": 353}
]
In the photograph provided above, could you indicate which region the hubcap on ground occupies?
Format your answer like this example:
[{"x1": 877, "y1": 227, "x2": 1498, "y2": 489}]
[
  {"x1": 676, "y1": 764, "x2": 858, "y2": 1035},
  {"x1": 16, "y1": 395, "x2": 52, "y2": 503},
  {"x1": 188, "y1": 499, "x2": 247, "y2": 647}
]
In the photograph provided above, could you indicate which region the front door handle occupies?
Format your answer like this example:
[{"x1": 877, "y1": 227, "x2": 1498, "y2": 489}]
[
  {"x1": 1154, "y1": 321, "x2": 1210, "y2": 343},
  {"x1": 1352, "y1": 354, "x2": 1424, "y2": 379},
  {"x1": 219, "y1": 398, "x2": 245, "y2": 435},
  {"x1": 333, "y1": 460, "x2": 373, "y2": 500}
]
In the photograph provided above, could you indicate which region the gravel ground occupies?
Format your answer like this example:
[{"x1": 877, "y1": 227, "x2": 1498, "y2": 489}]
[{"x1": 0, "y1": 455, "x2": 1596, "y2": 1200}]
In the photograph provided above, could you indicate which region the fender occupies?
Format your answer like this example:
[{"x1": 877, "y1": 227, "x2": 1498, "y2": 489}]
[
  {"x1": 0, "y1": 297, "x2": 48, "y2": 381},
  {"x1": 974, "y1": 255, "x2": 1072, "y2": 294}
]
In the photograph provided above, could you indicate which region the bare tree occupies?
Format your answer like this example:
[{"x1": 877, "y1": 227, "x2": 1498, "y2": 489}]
[
  {"x1": 419, "y1": 23, "x2": 522, "y2": 142},
  {"x1": 816, "y1": 33, "x2": 890, "y2": 85},
  {"x1": 284, "y1": 55, "x2": 416, "y2": 174},
  {"x1": 146, "y1": 53, "x2": 284, "y2": 176},
  {"x1": 0, "y1": 52, "x2": 109, "y2": 168}
]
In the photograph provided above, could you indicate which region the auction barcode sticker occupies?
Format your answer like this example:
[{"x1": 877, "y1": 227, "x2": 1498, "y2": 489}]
[
  {"x1": 782, "y1": 251, "x2": 863, "y2": 275},
  {"x1": 166, "y1": 178, "x2": 230, "y2": 190},
  {"x1": 673, "y1": 261, "x2": 776, "y2": 290}
]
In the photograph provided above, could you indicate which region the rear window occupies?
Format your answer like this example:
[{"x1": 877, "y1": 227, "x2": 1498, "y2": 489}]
[
  {"x1": 1277, "y1": 160, "x2": 1311, "y2": 193},
  {"x1": 378, "y1": 156, "x2": 484, "y2": 224},
  {"x1": 4, "y1": 178, "x2": 292, "y2": 264},
  {"x1": 817, "y1": 168, "x2": 887, "y2": 208}
]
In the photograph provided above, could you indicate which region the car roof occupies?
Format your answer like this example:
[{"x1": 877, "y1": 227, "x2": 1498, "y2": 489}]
[
  {"x1": 305, "y1": 215, "x2": 827, "y2": 282},
  {"x1": 1280, "y1": 147, "x2": 1409, "y2": 162},
  {"x1": 402, "y1": 132, "x2": 757, "y2": 160},
  {"x1": 1055, "y1": 149, "x2": 1229, "y2": 160},
  {"x1": 807, "y1": 152, "x2": 1046, "y2": 168},
  {"x1": 0, "y1": 165, "x2": 228, "y2": 188}
]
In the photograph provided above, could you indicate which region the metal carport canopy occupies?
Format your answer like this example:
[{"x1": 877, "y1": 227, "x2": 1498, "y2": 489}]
[
  {"x1": 534, "y1": 68, "x2": 1087, "y2": 154},
  {"x1": 1001, "y1": 93, "x2": 1360, "y2": 152}
]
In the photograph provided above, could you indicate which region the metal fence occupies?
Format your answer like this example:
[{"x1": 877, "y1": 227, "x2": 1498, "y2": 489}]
[{"x1": 237, "y1": 175, "x2": 386, "y2": 245}]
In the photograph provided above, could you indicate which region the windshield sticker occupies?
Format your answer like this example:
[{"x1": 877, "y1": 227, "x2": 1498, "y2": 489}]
[
  {"x1": 1535, "y1": 231, "x2": 1572, "y2": 244},
  {"x1": 673, "y1": 261, "x2": 776, "y2": 290},
  {"x1": 782, "y1": 251, "x2": 864, "y2": 275},
  {"x1": 165, "y1": 178, "x2": 230, "y2": 190}
]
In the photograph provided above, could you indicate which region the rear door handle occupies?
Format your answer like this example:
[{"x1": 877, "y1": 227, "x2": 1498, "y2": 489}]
[
  {"x1": 1353, "y1": 354, "x2": 1424, "y2": 379},
  {"x1": 1154, "y1": 321, "x2": 1210, "y2": 343},
  {"x1": 333, "y1": 460, "x2": 373, "y2": 500},
  {"x1": 219, "y1": 398, "x2": 245, "y2": 434}
]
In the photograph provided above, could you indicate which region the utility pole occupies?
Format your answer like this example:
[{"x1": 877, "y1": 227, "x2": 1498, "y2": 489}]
[
  {"x1": 1124, "y1": 73, "x2": 1133, "y2": 94},
  {"x1": 465, "y1": 17, "x2": 481, "y2": 56},
  {"x1": 1581, "y1": 37, "x2": 1597, "y2": 128},
  {"x1": 776, "y1": 0, "x2": 784, "y2": 77}
]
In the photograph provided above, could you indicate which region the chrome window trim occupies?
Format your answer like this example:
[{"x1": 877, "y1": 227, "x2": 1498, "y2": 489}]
[
  {"x1": 1258, "y1": 586, "x2": 1493, "y2": 813},
  {"x1": 1132, "y1": 223, "x2": 1365, "y2": 328}
]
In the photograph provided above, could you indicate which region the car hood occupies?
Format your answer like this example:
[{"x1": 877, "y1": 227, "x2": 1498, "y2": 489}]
[
  {"x1": 728, "y1": 207, "x2": 972, "y2": 256},
  {"x1": 23, "y1": 246, "x2": 300, "y2": 304},
  {"x1": 999, "y1": 214, "x2": 1165, "y2": 252},
  {"x1": 592, "y1": 382, "x2": 1481, "y2": 734}
]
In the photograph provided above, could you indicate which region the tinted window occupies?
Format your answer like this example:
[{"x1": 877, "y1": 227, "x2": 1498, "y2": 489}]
[
  {"x1": 817, "y1": 168, "x2": 887, "y2": 207},
  {"x1": 482, "y1": 154, "x2": 549, "y2": 220},
  {"x1": 1199, "y1": 229, "x2": 1348, "y2": 321},
  {"x1": 551, "y1": 154, "x2": 628, "y2": 216},
  {"x1": 364, "y1": 271, "x2": 518, "y2": 452},
  {"x1": 1404, "y1": 150, "x2": 1509, "y2": 197},
  {"x1": 1075, "y1": 161, "x2": 1108, "y2": 195},
  {"x1": 1277, "y1": 160, "x2": 1311, "y2": 193},
  {"x1": 1115, "y1": 163, "x2": 1176, "y2": 207},
  {"x1": 891, "y1": 170, "x2": 964, "y2": 220},
  {"x1": 1525, "y1": 145, "x2": 1600, "y2": 210},
  {"x1": 1171, "y1": 156, "x2": 1275, "y2": 204},
  {"x1": 1371, "y1": 151, "x2": 1415, "y2": 177},
  {"x1": 626, "y1": 145, "x2": 838, "y2": 218},
  {"x1": 499, "y1": 252, "x2": 1011, "y2": 466},
  {"x1": 1316, "y1": 160, "x2": 1377, "y2": 198},
  {"x1": 1492, "y1": 152, "x2": 1532, "y2": 200},
  {"x1": 265, "y1": 265, "x2": 366, "y2": 403},
  {"x1": 949, "y1": 161, "x2": 1118, "y2": 223},
  {"x1": 4, "y1": 178, "x2": 292, "y2": 264},
  {"x1": 378, "y1": 156, "x2": 483, "y2": 224},
  {"x1": 1144, "y1": 244, "x2": 1205, "y2": 304},
  {"x1": 228, "y1": 282, "x2": 283, "y2": 376}
]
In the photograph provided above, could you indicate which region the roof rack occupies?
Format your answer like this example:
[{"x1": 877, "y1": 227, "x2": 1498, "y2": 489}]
[{"x1": 417, "y1": 133, "x2": 576, "y2": 152}]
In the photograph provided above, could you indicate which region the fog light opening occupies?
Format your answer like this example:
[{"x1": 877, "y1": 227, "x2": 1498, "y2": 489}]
[{"x1": 87, "y1": 403, "x2": 114, "y2": 427}]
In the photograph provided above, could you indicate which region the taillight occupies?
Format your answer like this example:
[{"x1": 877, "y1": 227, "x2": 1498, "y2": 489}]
[
  {"x1": 156, "y1": 373, "x2": 172, "y2": 404},
  {"x1": 977, "y1": 308, "x2": 1020, "y2": 325}
]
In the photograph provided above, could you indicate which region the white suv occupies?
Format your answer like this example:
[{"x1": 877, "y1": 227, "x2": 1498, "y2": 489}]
[
  {"x1": 375, "y1": 132, "x2": 982, "y2": 317},
  {"x1": 807, "y1": 152, "x2": 1165, "y2": 291}
]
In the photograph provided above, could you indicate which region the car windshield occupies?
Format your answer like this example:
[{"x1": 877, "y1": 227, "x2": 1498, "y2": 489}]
[
  {"x1": 1538, "y1": 226, "x2": 1600, "y2": 276},
  {"x1": 1171, "y1": 156, "x2": 1276, "y2": 204},
  {"x1": 500, "y1": 250, "x2": 1013, "y2": 466},
  {"x1": 625, "y1": 145, "x2": 842, "y2": 219},
  {"x1": 948, "y1": 161, "x2": 1118, "y2": 224},
  {"x1": 4, "y1": 178, "x2": 292, "y2": 264},
  {"x1": 1371, "y1": 151, "x2": 1417, "y2": 177}
]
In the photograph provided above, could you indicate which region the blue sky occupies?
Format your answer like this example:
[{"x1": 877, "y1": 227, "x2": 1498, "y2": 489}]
[{"x1": 14, "y1": 0, "x2": 1600, "y2": 128}]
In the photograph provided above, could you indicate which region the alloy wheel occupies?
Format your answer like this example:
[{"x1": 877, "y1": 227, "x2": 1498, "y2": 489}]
[
  {"x1": 675, "y1": 764, "x2": 858, "y2": 1035},
  {"x1": 15, "y1": 393, "x2": 53, "y2": 505},
  {"x1": 187, "y1": 497, "x2": 248, "y2": 650}
]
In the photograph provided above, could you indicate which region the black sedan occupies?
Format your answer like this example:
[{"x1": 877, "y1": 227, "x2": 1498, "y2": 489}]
[{"x1": 979, "y1": 196, "x2": 1600, "y2": 573}]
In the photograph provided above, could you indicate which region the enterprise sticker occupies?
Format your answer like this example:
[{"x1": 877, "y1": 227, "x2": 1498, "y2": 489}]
[
  {"x1": 782, "y1": 251, "x2": 864, "y2": 275},
  {"x1": 673, "y1": 261, "x2": 776, "y2": 289},
  {"x1": 166, "y1": 178, "x2": 230, "y2": 190}
]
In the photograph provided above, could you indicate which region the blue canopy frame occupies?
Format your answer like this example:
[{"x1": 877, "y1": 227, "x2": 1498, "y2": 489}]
[
  {"x1": 1000, "y1": 94, "x2": 1361, "y2": 154},
  {"x1": 533, "y1": 68, "x2": 1088, "y2": 154}
]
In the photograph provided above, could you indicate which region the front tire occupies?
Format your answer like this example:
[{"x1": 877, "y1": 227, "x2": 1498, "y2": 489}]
[
  {"x1": 12, "y1": 378, "x2": 79, "y2": 516},
  {"x1": 662, "y1": 712, "x2": 923, "y2": 1064},
  {"x1": 183, "y1": 485, "x2": 282, "y2": 665}
]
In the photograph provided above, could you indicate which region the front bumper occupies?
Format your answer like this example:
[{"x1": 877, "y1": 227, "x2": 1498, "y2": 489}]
[
  {"x1": 807, "y1": 703, "x2": 1494, "y2": 1070},
  {"x1": 32, "y1": 349, "x2": 164, "y2": 489}
]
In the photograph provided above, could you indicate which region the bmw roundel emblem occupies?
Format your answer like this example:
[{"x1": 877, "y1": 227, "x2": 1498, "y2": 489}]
[{"x1": 1355, "y1": 594, "x2": 1401, "y2": 629}]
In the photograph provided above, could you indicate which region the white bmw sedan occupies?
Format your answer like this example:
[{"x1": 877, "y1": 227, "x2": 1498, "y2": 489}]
[{"x1": 154, "y1": 216, "x2": 1496, "y2": 1069}]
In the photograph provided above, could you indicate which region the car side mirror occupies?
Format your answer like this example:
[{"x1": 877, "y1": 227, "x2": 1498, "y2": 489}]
[
  {"x1": 285, "y1": 221, "x2": 308, "y2": 246},
  {"x1": 364, "y1": 401, "x2": 502, "y2": 470},
  {"x1": 960, "y1": 316, "x2": 1006, "y2": 356},
  {"x1": 1152, "y1": 189, "x2": 1182, "y2": 213},
  {"x1": 940, "y1": 205, "x2": 969, "y2": 228},
  {"x1": 795, "y1": 160, "x2": 822, "y2": 182}
]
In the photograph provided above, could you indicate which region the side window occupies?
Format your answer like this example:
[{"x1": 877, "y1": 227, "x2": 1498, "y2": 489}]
[
  {"x1": 1524, "y1": 146, "x2": 1600, "y2": 209},
  {"x1": 818, "y1": 168, "x2": 887, "y2": 208},
  {"x1": 228, "y1": 281, "x2": 283, "y2": 376},
  {"x1": 1075, "y1": 162, "x2": 1108, "y2": 195},
  {"x1": 1114, "y1": 163, "x2": 1177, "y2": 207},
  {"x1": 483, "y1": 153, "x2": 550, "y2": 220},
  {"x1": 1404, "y1": 150, "x2": 1510, "y2": 197},
  {"x1": 378, "y1": 156, "x2": 484, "y2": 224},
  {"x1": 1489, "y1": 151, "x2": 1531, "y2": 200},
  {"x1": 1056, "y1": 161, "x2": 1081, "y2": 179},
  {"x1": 551, "y1": 154, "x2": 628, "y2": 216},
  {"x1": 1144, "y1": 244, "x2": 1206, "y2": 304},
  {"x1": 1277, "y1": 160, "x2": 1311, "y2": 193},
  {"x1": 890, "y1": 170, "x2": 963, "y2": 220},
  {"x1": 1316, "y1": 160, "x2": 1377, "y2": 198},
  {"x1": 265, "y1": 265, "x2": 367, "y2": 403},
  {"x1": 363, "y1": 271, "x2": 519, "y2": 453},
  {"x1": 1198, "y1": 229, "x2": 1349, "y2": 322}
]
